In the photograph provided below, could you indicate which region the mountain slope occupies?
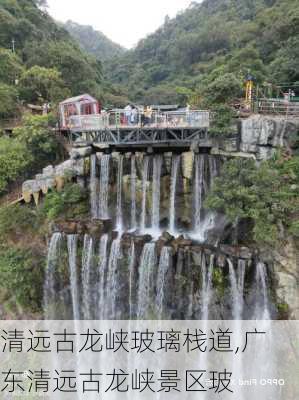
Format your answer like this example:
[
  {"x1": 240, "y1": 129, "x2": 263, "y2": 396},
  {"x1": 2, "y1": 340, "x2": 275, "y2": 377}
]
[
  {"x1": 0, "y1": 0, "x2": 103, "y2": 106},
  {"x1": 64, "y1": 20, "x2": 125, "y2": 61},
  {"x1": 105, "y1": 0, "x2": 299, "y2": 105}
]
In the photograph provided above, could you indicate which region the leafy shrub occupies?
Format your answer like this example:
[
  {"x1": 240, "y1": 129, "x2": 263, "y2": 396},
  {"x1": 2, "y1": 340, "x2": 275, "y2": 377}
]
[
  {"x1": 0, "y1": 204, "x2": 37, "y2": 241},
  {"x1": 0, "y1": 136, "x2": 32, "y2": 194},
  {"x1": 0, "y1": 247, "x2": 44, "y2": 312},
  {"x1": 0, "y1": 83, "x2": 19, "y2": 118},
  {"x1": 209, "y1": 104, "x2": 237, "y2": 136},
  {"x1": 205, "y1": 155, "x2": 299, "y2": 246},
  {"x1": 13, "y1": 113, "x2": 61, "y2": 170},
  {"x1": 40, "y1": 183, "x2": 88, "y2": 221},
  {"x1": 19, "y1": 65, "x2": 69, "y2": 104}
]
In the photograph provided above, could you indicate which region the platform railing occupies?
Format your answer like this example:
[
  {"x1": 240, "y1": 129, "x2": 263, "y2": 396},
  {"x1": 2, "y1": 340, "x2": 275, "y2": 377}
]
[
  {"x1": 68, "y1": 114, "x2": 106, "y2": 131},
  {"x1": 69, "y1": 110, "x2": 210, "y2": 132},
  {"x1": 257, "y1": 98, "x2": 299, "y2": 117}
]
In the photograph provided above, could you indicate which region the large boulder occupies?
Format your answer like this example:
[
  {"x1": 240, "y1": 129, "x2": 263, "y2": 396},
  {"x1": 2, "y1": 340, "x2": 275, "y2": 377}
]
[{"x1": 240, "y1": 115, "x2": 299, "y2": 159}]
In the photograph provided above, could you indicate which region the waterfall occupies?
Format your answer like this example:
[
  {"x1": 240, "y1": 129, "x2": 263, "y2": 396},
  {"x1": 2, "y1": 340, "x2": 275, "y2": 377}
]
[
  {"x1": 201, "y1": 253, "x2": 214, "y2": 320},
  {"x1": 128, "y1": 241, "x2": 135, "y2": 319},
  {"x1": 137, "y1": 242, "x2": 156, "y2": 318},
  {"x1": 169, "y1": 154, "x2": 180, "y2": 233},
  {"x1": 194, "y1": 154, "x2": 206, "y2": 230},
  {"x1": 151, "y1": 155, "x2": 163, "y2": 230},
  {"x1": 98, "y1": 234, "x2": 109, "y2": 319},
  {"x1": 156, "y1": 247, "x2": 171, "y2": 319},
  {"x1": 254, "y1": 262, "x2": 270, "y2": 319},
  {"x1": 116, "y1": 154, "x2": 124, "y2": 230},
  {"x1": 237, "y1": 259, "x2": 246, "y2": 297},
  {"x1": 208, "y1": 155, "x2": 218, "y2": 186},
  {"x1": 140, "y1": 156, "x2": 149, "y2": 231},
  {"x1": 67, "y1": 235, "x2": 80, "y2": 320},
  {"x1": 44, "y1": 233, "x2": 63, "y2": 318},
  {"x1": 130, "y1": 155, "x2": 137, "y2": 230},
  {"x1": 99, "y1": 154, "x2": 110, "y2": 219},
  {"x1": 81, "y1": 234, "x2": 94, "y2": 319},
  {"x1": 106, "y1": 238, "x2": 122, "y2": 319},
  {"x1": 90, "y1": 154, "x2": 98, "y2": 219},
  {"x1": 228, "y1": 259, "x2": 244, "y2": 320}
]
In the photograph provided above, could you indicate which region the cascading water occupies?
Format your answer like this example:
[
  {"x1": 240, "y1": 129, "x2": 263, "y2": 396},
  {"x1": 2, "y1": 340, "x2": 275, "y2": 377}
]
[
  {"x1": 90, "y1": 154, "x2": 98, "y2": 219},
  {"x1": 169, "y1": 154, "x2": 180, "y2": 233},
  {"x1": 151, "y1": 155, "x2": 163, "y2": 231},
  {"x1": 81, "y1": 234, "x2": 94, "y2": 319},
  {"x1": 128, "y1": 241, "x2": 135, "y2": 319},
  {"x1": 137, "y1": 242, "x2": 156, "y2": 318},
  {"x1": 98, "y1": 234, "x2": 109, "y2": 319},
  {"x1": 228, "y1": 259, "x2": 244, "y2": 320},
  {"x1": 116, "y1": 154, "x2": 124, "y2": 230},
  {"x1": 67, "y1": 234, "x2": 80, "y2": 320},
  {"x1": 44, "y1": 233, "x2": 63, "y2": 318},
  {"x1": 140, "y1": 156, "x2": 149, "y2": 231},
  {"x1": 228, "y1": 260, "x2": 245, "y2": 400},
  {"x1": 98, "y1": 154, "x2": 110, "y2": 219},
  {"x1": 194, "y1": 154, "x2": 207, "y2": 235},
  {"x1": 156, "y1": 247, "x2": 171, "y2": 319},
  {"x1": 201, "y1": 253, "x2": 214, "y2": 320},
  {"x1": 130, "y1": 155, "x2": 137, "y2": 230},
  {"x1": 208, "y1": 154, "x2": 218, "y2": 186},
  {"x1": 106, "y1": 238, "x2": 122, "y2": 319},
  {"x1": 254, "y1": 262, "x2": 271, "y2": 319},
  {"x1": 44, "y1": 151, "x2": 276, "y2": 327},
  {"x1": 237, "y1": 259, "x2": 246, "y2": 300}
]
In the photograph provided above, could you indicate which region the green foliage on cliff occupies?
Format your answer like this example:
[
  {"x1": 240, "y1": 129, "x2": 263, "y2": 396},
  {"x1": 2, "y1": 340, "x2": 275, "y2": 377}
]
[
  {"x1": 40, "y1": 183, "x2": 89, "y2": 221},
  {"x1": 0, "y1": 247, "x2": 43, "y2": 313},
  {"x1": 0, "y1": 204, "x2": 37, "y2": 240},
  {"x1": 0, "y1": 136, "x2": 32, "y2": 193},
  {"x1": 205, "y1": 155, "x2": 299, "y2": 245},
  {"x1": 0, "y1": 204, "x2": 42, "y2": 314}
]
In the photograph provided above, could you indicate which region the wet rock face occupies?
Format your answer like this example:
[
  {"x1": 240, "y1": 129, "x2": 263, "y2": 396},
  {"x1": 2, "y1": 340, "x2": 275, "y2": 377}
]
[
  {"x1": 240, "y1": 115, "x2": 299, "y2": 159},
  {"x1": 263, "y1": 239, "x2": 299, "y2": 320},
  {"x1": 52, "y1": 219, "x2": 113, "y2": 236},
  {"x1": 48, "y1": 229, "x2": 262, "y2": 320}
]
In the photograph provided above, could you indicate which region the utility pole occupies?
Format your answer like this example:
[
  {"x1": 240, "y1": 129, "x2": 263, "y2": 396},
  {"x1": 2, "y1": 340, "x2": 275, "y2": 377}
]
[{"x1": 11, "y1": 38, "x2": 15, "y2": 53}]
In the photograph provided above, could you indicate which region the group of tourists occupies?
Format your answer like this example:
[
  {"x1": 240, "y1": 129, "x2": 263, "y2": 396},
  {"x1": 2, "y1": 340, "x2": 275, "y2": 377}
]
[{"x1": 124, "y1": 104, "x2": 153, "y2": 126}]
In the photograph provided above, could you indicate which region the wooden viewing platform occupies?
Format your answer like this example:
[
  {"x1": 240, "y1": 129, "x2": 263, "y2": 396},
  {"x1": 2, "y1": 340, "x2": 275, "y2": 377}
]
[{"x1": 68, "y1": 110, "x2": 210, "y2": 150}]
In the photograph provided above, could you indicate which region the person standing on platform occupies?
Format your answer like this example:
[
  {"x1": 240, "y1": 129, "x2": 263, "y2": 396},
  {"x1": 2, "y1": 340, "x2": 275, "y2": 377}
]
[
  {"x1": 131, "y1": 106, "x2": 138, "y2": 125},
  {"x1": 124, "y1": 104, "x2": 132, "y2": 126},
  {"x1": 144, "y1": 106, "x2": 153, "y2": 126}
]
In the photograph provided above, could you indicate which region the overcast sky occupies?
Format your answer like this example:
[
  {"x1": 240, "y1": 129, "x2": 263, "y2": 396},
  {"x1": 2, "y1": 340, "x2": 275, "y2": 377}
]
[{"x1": 46, "y1": 0, "x2": 196, "y2": 49}]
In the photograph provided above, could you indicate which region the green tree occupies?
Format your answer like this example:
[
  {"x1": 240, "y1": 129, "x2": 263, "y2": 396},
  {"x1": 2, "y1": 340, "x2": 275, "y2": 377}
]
[
  {"x1": 0, "y1": 83, "x2": 18, "y2": 118},
  {"x1": 0, "y1": 247, "x2": 43, "y2": 312},
  {"x1": 13, "y1": 114, "x2": 61, "y2": 169},
  {"x1": 201, "y1": 73, "x2": 243, "y2": 106},
  {"x1": 19, "y1": 65, "x2": 69, "y2": 103},
  {"x1": 0, "y1": 48, "x2": 24, "y2": 84},
  {"x1": 0, "y1": 136, "x2": 32, "y2": 194},
  {"x1": 205, "y1": 156, "x2": 299, "y2": 246}
]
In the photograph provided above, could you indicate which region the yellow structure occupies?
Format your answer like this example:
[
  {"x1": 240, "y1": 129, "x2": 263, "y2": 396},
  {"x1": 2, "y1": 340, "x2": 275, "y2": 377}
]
[{"x1": 245, "y1": 76, "x2": 254, "y2": 109}]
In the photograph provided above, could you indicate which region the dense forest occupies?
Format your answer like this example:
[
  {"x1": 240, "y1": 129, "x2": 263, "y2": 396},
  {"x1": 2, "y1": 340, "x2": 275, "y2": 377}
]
[
  {"x1": 64, "y1": 20, "x2": 125, "y2": 61},
  {"x1": 0, "y1": 0, "x2": 104, "y2": 115},
  {"x1": 106, "y1": 0, "x2": 299, "y2": 107}
]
